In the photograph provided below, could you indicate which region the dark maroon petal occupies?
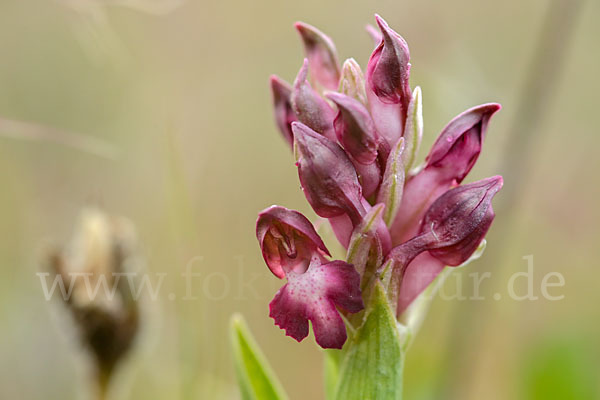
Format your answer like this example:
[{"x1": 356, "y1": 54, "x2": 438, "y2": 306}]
[
  {"x1": 256, "y1": 205, "x2": 330, "y2": 279},
  {"x1": 268, "y1": 258, "x2": 363, "y2": 349},
  {"x1": 292, "y1": 122, "x2": 365, "y2": 225},
  {"x1": 295, "y1": 22, "x2": 341, "y2": 90},
  {"x1": 269, "y1": 75, "x2": 297, "y2": 147},
  {"x1": 426, "y1": 103, "x2": 501, "y2": 183},
  {"x1": 326, "y1": 91, "x2": 380, "y2": 165},
  {"x1": 291, "y1": 59, "x2": 337, "y2": 142}
]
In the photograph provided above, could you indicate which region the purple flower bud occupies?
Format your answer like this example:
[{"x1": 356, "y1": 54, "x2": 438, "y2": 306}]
[
  {"x1": 269, "y1": 75, "x2": 297, "y2": 147},
  {"x1": 326, "y1": 91, "x2": 380, "y2": 165},
  {"x1": 390, "y1": 103, "x2": 501, "y2": 244},
  {"x1": 418, "y1": 176, "x2": 502, "y2": 266},
  {"x1": 388, "y1": 176, "x2": 503, "y2": 270},
  {"x1": 366, "y1": 15, "x2": 411, "y2": 147},
  {"x1": 426, "y1": 103, "x2": 501, "y2": 183},
  {"x1": 391, "y1": 177, "x2": 502, "y2": 312},
  {"x1": 292, "y1": 122, "x2": 365, "y2": 225},
  {"x1": 295, "y1": 22, "x2": 341, "y2": 91},
  {"x1": 256, "y1": 205, "x2": 330, "y2": 279},
  {"x1": 365, "y1": 24, "x2": 382, "y2": 46},
  {"x1": 269, "y1": 257, "x2": 364, "y2": 349},
  {"x1": 291, "y1": 59, "x2": 337, "y2": 142}
]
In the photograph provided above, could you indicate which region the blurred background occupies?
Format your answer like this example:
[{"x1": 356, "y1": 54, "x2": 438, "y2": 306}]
[{"x1": 0, "y1": 0, "x2": 598, "y2": 399}]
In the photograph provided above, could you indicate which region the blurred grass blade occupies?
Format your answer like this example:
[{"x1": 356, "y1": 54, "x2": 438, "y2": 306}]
[
  {"x1": 335, "y1": 281, "x2": 404, "y2": 400},
  {"x1": 522, "y1": 337, "x2": 598, "y2": 400},
  {"x1": 230, "y1": 314, "x2": 288, "y2": 400},
  {"x1": 323, "y1": 349, "x2": 342, "y2": 400},
  {"x1": 0, "y1": 117, "x2": 118, "y2": 159}
]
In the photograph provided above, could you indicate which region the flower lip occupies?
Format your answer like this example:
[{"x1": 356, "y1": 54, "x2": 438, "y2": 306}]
[
  {"x1": 269, "y1": 257, "x2": 363, "y2": 349},
  {"x1": 256, "y1": 205, "x2": 330, "y2": 279}
]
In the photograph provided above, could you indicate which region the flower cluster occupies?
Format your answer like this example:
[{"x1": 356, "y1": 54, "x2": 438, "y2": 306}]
[{"x1": 257, "y1": 15, "x2": 502, "y2": 349}]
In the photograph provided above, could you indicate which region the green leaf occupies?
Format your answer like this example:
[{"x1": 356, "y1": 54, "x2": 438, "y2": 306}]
[
  {"x1": 335, "y1": 281, "x2": 404, "y2": 400},
  {"x1": 230, "y1": 314, "x2": 288, "y2": 400}
]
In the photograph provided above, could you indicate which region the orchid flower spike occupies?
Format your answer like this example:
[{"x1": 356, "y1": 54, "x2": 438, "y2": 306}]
[{"x1": 262, "y1": 15, "x2": 504, "y2": 347}]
